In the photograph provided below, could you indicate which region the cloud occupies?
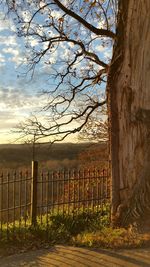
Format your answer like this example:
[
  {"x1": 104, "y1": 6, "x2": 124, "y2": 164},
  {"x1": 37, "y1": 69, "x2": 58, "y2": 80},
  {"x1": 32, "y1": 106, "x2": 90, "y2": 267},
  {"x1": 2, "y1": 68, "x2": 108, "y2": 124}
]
[
  {"x1": 0, "y1": 85, "x2": 50, "y2": 118},
  {"x1": 0, "y1": 17, "x2": 10, "y2": 32},
  {"x1": 0, "y1": 11, "x2": 16, "y2": 32},
  {"x1": 97, "y1": 19, "x2": 106, "y2": 29},
  {"x1": 0, "y1": 87, "x2": 26, "y2": 109},
  {"x1": 28, "y1": 37, "x2": 39, "y2": 47},
  {"x1": 2, "y1": 46, "x2": 26, "y2": 65},
  {"x1": 0, "y1": 53, "x2": 6, "y2": 64},
  {"x1": 0, "y1": 87, "x2": 45, "y2": 110},
  {"x1": 0, "y1": 35, "x2": 17, "y2": 46},
  {"x1": 21, "y1": 10, "x2": 32, "y2": 22},
  {"x1": 0, "y1": 86, "x2": 50, "y2": 141},
  {"x1": 51, "y1": 9, "x2": 63, "y2": 19},
  {"x1": 0, "y1": 85, "x2": 55, "y2": 144},
  {"x1": 2, "y1": 47, "x2": 19, "y2": 56},
  {"x1": 95, "y1": 44, "x2": 106, "y2": 52},
  {"x1": 104, "y1": 50, "x2": 112, "y2": 60}
]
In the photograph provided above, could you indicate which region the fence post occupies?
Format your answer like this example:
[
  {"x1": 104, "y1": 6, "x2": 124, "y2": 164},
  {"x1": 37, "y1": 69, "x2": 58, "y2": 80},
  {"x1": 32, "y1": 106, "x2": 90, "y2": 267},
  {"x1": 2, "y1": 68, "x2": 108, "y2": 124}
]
[{"x1": 31, "y1": 161, "x2": 38, "y2": 226}]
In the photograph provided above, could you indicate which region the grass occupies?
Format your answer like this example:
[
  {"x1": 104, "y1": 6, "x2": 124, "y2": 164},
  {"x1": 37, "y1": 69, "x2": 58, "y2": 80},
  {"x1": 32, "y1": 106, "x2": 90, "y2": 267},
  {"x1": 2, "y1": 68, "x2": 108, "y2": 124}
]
[
  {"x1": 72, "y1": 227, "x2": 150, "y2": 249},
  {"x1": 0, "y1": 206, "x2": 109, "y2": 254},
  {"x1": 0, "y1": 206, "x2": 110, "y2": 242},
  {"x1": 0, "y1": 206, "x2": 150, "y2": 257}
]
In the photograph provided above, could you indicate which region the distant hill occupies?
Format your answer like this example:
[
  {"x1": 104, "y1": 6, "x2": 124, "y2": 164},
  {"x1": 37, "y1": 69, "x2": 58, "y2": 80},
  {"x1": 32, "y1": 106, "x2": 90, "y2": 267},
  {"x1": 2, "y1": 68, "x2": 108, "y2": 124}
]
[{"x1": 0, "y1": 142, "x2": 108, "y2": 170}]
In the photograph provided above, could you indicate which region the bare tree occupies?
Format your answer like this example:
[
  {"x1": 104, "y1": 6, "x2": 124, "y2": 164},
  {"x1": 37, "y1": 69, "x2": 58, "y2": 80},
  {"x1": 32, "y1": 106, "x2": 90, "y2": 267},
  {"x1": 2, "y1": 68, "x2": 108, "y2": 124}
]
[
  {"x1": 3, "y1": 0, "x2": 117, "y2": 142},
  {"x1": 13, "y1": 116, "x2": 43, "y2": 161},
  {"x1": 3, "y1": 1, "x2": 150, "y2": 228}
]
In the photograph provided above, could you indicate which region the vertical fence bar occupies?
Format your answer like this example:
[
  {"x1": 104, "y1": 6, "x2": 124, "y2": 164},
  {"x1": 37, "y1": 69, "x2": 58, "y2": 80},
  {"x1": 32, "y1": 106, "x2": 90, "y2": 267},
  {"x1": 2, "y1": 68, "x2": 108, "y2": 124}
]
[
  {"x1": 78, "y1": 170, "x2": 80, "y2": 213},
  {"x1": 87, "y1": 169, "x2": 90, "y2": 212},
  {"x1": 19, "y1": 171, "x2": 22, "y2": 230},
  {"x1": 0, "y1": 174, "x2": 1, "y2": 238},
  {"x1": 46, "y1": 172, "x2": 49, "y2": 229},
  {"x1": 97, "y1": 170, "x2": 100, "y2": 209},
  {"x1": 56, "y1": 171, "x2": 59, "y2": 214},
  {"x1": 13, "y1": 171, "x2": 16, "y2": 233},
  {"x1": 83, "y1": 169, "x2": 85, "y2": 212},
  {"x1": 40, "y1": 172, "x2": 44, "y2": 224},
  {"x1": 31, "y1": 161, "x2": 38, "y2": 226},
  {"x1": 92, "y1": 169, "x2": 95, "y2": 212},
  {"x1": 72, "y1": 170, "x2": 75, "y2": 213},
  {"x1": 62, "y1": 170, "x2": 65, "y2": 215},
  {"x1": 7, "y1": 172, "x2": 10, "y2": 239},
  {"x1": 0, "y1": 173, "x2": 3, "y2": 239},
  {"x1": 96, "y1": 170, "x2": 98, "y2": 212},
  {"x1": 68, "y1": 169, "x2": 70, "y2": 215},
  {"x1": 51, "y1": 171, "x2": 54, "y2": 215},
  {"x1": 24, "y1": 171, "x2": 27, "y2": 231}
]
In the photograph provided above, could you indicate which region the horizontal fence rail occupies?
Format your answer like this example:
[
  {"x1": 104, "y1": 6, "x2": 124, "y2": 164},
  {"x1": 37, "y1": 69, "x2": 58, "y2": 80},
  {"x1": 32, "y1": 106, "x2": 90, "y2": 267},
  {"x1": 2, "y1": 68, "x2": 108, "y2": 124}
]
[
  {"x1": 0, "y1": 171, "x2": 32, "y2": 222},
  {"x1": 0, "y1": 161, "x2": 110, "y2": 239},
  {"x1": 37, "y1": 169, "x2": 110, "y2": 216}
]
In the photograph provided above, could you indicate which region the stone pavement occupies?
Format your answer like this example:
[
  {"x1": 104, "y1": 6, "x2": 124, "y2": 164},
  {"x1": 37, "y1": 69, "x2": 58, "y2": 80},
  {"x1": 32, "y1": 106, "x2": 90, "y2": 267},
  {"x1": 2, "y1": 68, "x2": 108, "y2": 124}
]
[{"x1": 0, "y1": 246, "x2": 150, "y2": 267}]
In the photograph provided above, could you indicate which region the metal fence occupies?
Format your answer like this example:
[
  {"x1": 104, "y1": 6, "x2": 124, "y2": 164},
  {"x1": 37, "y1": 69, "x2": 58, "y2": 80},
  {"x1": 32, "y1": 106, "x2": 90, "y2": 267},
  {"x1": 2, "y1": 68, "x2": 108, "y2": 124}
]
[{"x1": 0, "y1": 161, "x2": 110, "y2": 239}]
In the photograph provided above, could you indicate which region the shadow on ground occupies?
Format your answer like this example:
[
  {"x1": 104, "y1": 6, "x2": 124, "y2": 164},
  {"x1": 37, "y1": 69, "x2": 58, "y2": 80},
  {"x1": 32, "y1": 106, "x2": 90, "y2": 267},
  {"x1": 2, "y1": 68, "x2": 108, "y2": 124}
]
[{"x1": 0, "y1": 246, "x2": 150, "y2": 267}]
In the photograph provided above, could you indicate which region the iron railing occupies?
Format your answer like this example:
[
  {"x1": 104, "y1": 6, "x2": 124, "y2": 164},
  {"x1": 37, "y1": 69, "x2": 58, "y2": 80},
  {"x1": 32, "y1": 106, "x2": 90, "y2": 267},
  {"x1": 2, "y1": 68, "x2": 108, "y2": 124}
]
[{"x1": 0, "y1": 162, "x2": 110, "y2": 238}]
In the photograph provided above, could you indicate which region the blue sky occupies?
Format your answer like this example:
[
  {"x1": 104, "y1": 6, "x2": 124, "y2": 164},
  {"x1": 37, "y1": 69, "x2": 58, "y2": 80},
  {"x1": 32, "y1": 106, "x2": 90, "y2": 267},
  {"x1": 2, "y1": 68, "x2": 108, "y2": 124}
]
[
  {"x1": 0, "y1": 3, "x2": 112, "y2": 144},
  {"x1": 0, "y1": 10, "x2": 50, "y2": 143}
]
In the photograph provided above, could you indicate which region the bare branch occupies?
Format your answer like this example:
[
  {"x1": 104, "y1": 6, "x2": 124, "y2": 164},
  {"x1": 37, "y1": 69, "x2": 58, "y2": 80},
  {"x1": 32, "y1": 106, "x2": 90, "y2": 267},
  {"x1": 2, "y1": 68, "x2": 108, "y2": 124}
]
[
  {"x1": 53, "y1": 0, "x2": 116, "y2": 38},
  {"x1": 3, "y1": 0, "x2": 117, "y2": 143}
]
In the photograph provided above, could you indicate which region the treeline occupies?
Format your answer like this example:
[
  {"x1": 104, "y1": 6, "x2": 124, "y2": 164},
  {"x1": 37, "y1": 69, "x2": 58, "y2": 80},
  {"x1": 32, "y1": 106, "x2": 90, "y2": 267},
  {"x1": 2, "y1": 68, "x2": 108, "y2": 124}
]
[{"x1": 0, "y1": 142, "x2": 108, "y2": 170}]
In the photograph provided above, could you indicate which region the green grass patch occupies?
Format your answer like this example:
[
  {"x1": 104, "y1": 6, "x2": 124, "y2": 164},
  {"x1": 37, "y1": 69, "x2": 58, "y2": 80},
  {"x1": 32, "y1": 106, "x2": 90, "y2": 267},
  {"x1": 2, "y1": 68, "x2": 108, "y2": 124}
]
[
  {"x1": 0, "y1": 206, "x2": 110, "y2": 245},
  {"x1": 72, "y1": 227, "x2": 148, "y2": 249},
  {"x1": 1, "y1": 205, "x2": 149, "y2": 257}
]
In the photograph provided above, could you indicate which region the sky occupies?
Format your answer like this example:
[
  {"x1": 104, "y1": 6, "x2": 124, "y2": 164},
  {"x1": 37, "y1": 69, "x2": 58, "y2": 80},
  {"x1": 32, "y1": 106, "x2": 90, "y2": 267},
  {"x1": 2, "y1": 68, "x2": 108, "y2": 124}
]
[
  {"x1": 0, "y1": 11, "x2": 46, "y2": 143},
  {"x1": 0, "y1": 2, "x2": 112, "y2": 144}
]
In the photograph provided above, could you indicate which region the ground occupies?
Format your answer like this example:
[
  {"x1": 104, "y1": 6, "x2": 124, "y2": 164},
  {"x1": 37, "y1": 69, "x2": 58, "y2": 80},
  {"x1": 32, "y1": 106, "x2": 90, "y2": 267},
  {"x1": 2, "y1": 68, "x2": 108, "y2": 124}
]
[{"x1": 0, "y1": 246, "x2": 150, "y2": 267}]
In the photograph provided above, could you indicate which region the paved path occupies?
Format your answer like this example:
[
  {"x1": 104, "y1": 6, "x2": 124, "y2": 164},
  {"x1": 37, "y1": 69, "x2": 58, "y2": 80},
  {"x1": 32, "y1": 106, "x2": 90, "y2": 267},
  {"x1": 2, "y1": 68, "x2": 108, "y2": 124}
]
[{"x1": 0, "y1": 246, "x2": 150, "y2": 267}]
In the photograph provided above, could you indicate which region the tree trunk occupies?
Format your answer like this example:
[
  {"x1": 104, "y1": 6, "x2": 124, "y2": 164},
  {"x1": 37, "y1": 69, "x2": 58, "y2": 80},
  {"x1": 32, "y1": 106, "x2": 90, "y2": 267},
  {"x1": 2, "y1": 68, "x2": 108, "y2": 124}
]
[{"x1": 108, "y1": 0, "x2": 150, "y2": 229}]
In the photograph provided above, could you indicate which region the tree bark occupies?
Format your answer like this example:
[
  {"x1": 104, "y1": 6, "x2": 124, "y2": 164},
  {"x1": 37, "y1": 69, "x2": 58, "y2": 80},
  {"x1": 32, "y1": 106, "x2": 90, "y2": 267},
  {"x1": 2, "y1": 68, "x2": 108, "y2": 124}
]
[{"x1": 108, "y1": 0, "x2": 150, "y2": 229}]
